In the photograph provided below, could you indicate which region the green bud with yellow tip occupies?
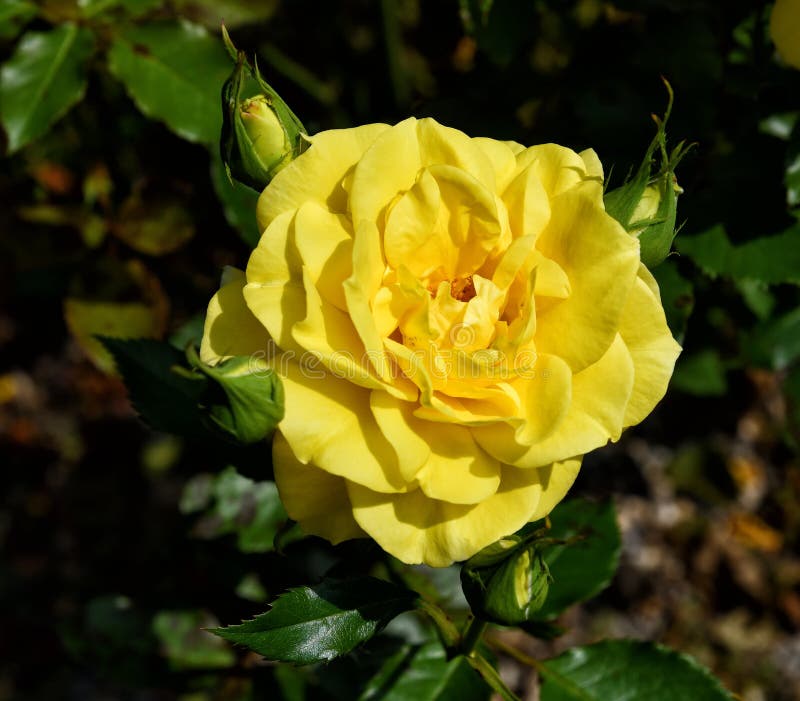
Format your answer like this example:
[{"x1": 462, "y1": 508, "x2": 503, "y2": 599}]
[
  {"x1": 220, "y1": 28, "x2": 307, "y2": 191},
  {"x1": 239, "y1": 95, "x2": 292, "y2": 173},
  {"x1": 604, "y1": 79, "x2": 692, "y2": 269},
  {"x1": 460, "y1": 536, "x2": 552, "y2": 626}
]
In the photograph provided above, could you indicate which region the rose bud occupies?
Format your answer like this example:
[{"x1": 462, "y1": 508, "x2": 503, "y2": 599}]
[
  {"x1": 461, "y1": 537, "x2": 551, "y2": 625},
  {"x1": 240, "y1": 96, "x2": 292, "y2": 175},
  {"x1": 221, "y1": 48, "x2": 307, "y2": 191}
]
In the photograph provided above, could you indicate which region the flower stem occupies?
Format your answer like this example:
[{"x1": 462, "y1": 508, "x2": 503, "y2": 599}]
[
  {"x1": 415, "y1": 598, "x2": 460, "y2": 649},
  {"x1": 488, "y1": 636, "x2": 594, "y2": 701},
  {"x1": 465, "y1": 653, "x2": 521, "y2": 701},
  {"x1": 460, "y1": 616, "x2": 489, "y2": 657}
]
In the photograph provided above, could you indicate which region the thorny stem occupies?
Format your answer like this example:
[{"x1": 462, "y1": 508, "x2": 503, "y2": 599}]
[
  {"x1": 487, "y1": 636, "x2": 595, "y2": 701},
  {"x1": 414, "y1": 597, "x2": 460, "y2": 649},
  {"x1": 466, "y1": 653, "x2": 521, "y2": 701},
  {"x1": 460, "y1": 616, "x2": 489, "y2": 656}
]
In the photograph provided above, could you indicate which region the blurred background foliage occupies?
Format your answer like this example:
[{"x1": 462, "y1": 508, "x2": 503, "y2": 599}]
[{"x1": 1, "y1": 0, "x2": 800, "y2": 699}]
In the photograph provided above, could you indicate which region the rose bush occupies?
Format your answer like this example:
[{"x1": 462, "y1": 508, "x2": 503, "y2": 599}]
[{"x1": 200, "y1": 117, "x2": 680, "y2": 566}]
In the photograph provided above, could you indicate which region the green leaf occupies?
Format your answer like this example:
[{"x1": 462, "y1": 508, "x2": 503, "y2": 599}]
[
  {"x1": 188, "y1": 348, "x2": 284, "y2": 444},
  {"x1": 212, "y1": 578, "x2": 417, "y2": 665},
  {"x1": 184, "y1": 466, "x2": 287, "y2": 553},
  {"x1": 540, "y1": 640, "x2": 734, "y2": 701},
  {"x1": 107, "y1": 20, "x2": 233, "y2": 145},
  {"x1": 210, "y1": 152, "x2": 260, "y2": 247},
  {"x1": 152, "y1": 610, "x2": 235, "y2": 670},
  {"x1": 237, "y1": 481, "x2": 287, "y2": 552},
  {"x1": 173, "y1": 0, "x2": 278, "y2": 29},
  {"x1": 735, "y1": 279, "x2": 776, "y2": 320},
  {"x1": 169, "y1": 313, "x2": 206, "y2": 351},
  {"x1": 460, "y1": 0, "x2": 538, "y2": 67},
  {"x1": 113, "y1": 194, "x2": 195, "y2": 256},
  {"x1": 671, "y1": 350, "x2": 728, "y2": 396},
  {"x1": 236, "y1": 573, "x2": 268, "y2": 603},
  {"x1": 78, "y1": 0, "x2": 162, "y2": 19},
  {"x1": 758, "y1": 111, "x2": 798, "y2": 140},
  {"x1": 531, "y1": 498, "x2": 621, "y2": 621},
  {"x1": 359, "y1": 643, "x2": 490, "y2": 701},
  {"x1": 274, "y1": 664, "x2": 307, "y2": 701},
  {"x1": 99, "y1": 337, "x2": 208, "y2": 436},
  {"x1": 676, "y1": 224, "x2": 800, "y2": 285},
  {"x1": 0, "y1": 0, "x2": 37, "y2": 40},
  {"x1": 786, "y1": 120, "x2": 800, "y2": 214},
  {"x1": 652, "y1": 259, "x2": 694, "y2": 343},
  {"x1": 0, "y1": 24, "x2": 95, "y2": 153},
  {"x1": 745, "y1": 307, "x2": 800, "y2": 370},
  {"x1": 65, "y1": 299, "x2": 165, "y2": 373},
  {"x1": 784, "y1": 364, "x2": 800, "y2": 447}
]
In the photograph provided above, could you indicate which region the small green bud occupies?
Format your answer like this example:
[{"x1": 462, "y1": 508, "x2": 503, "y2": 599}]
[
  {"x1": 220, "y1": 32, "x2": 307, "y2": 191},
  {"x1": 461, "y1": 540, "x2": 551, "y2": 625}
]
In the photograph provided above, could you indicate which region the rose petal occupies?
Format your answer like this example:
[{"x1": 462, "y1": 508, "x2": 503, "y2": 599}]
[
  {"x1": 244, "y1": 210, "x2": 306, "y2": 353},
  {"x1": 371, "y1": 391, "x2": 501, "y2": 503},
  {"x1": 347, "y1": 460, "x2": 580, "y2": 566},
  {"x1": 276, "y1": 360, "x2": 408, "y2": 493},
  {"x1": 257, "y1": 123, "x2": 389, "y2": 231},
  {"x1": 619, "y1": 273, "x2": 682, "y2": 427},
  {"x1": 273, "y1": 432, "x2": 365, "y2": 544},
  {"x1": 200, "y1": 267, "x2": 270, "y2": 365},
  {"x1": 292, "y1": 202, "x2": 353, "y2": 310},
  {"x1": 534, "y1": 184, "x2": 640, "y2": 371},
  {"x1": 473, "y1": 334, "x2": 634, "y2": 467}
]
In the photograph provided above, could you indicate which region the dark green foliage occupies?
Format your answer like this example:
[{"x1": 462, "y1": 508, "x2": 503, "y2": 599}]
[
  {"x1": 540, "y1": 640, "x2": 734, "y2": 700},
  {"x1": 677, "y1": 224, "x2": 800, "y2": 285},
  {"x1": 187, "y1": 347, "x2": 285, "y2": 444},
  {"x1": 1, "y1": 2, "x2": 795, "y2": 699},
  {"x1": 212, "y1": 578, "x2": 417, "y2": 664},
  {"x1": 0, "y1": 24, "x2": 95, "y2": 152},
  {"x1": 100, "y1": 337, "x2": 208, "y2": 436},
  {"x1": 359, "y1": 643, "x2": 491, "y2": 701},
  {"x1": 107, "y1": 21, "x2": 233, "y2": 144},
  {"x1": 528, "y1": 499, "x2": 621, "y2": 622}
]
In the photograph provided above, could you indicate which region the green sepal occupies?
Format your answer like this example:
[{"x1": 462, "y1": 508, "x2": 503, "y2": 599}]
[
  {"x1": 186, "y1": 346, "x2": 284, "y2": 444},
  {"x1": 604, "y1": 79, "x2": 693, "y2": 269},
  {"x1": 220, "y1": 29, "x2": 308, "y2": 191},
  {"x1": 461, "y1": 536, "x2": 551, "y2": 626}
]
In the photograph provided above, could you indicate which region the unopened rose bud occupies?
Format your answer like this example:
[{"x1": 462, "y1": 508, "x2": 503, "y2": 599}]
[
  {"x1": 461, "y1": 538, "x2": 551, "y2": 625},
  {"x1": 240, "y1": 96, "x2": 292, "y2": 176},
  {"x1": 628, "y1": 176, "x2": 683, "y2": 237},
  {"x1": 604, "y1": 79, "x2": 691, "y2": 268},
  {"x1": 628, "y1": 184, "x2": 660, "y2": 235},
  {"x1": 221, "y1": 41, "x2": 307, "y2": 191}
]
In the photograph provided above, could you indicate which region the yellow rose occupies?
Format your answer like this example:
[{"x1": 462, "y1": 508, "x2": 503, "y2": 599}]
[
  {"x1": 201, "y1": 118, "x2": 680, "y2": 566},
  {"x1": 771, "y1": 0, "x2": 800, "y2": 70}
]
